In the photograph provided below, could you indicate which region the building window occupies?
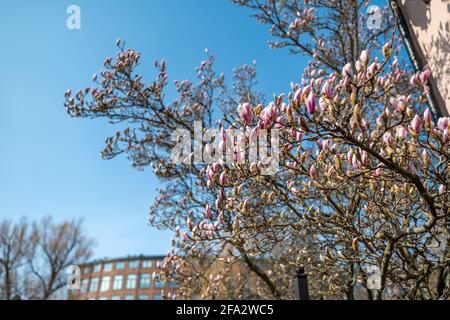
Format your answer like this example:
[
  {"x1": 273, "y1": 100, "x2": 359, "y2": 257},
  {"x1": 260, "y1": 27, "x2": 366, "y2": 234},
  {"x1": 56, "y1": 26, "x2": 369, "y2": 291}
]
[
  {"x1": 128, "y1": 260, "x2": 138, "y2": 269},
  {"x1": 156, "y1": 260, "x2": 161, "y2": 268},
  {"x1": 168, "y1": 281, "x2": 177, "y2": 288},
  {"x1": 100, "y1": 276, "x2": 111, "y2": 292},
  {"x1": 124, "y1": 294, "x2": 134, "y2": 300},
  {"x1": 80, "y1": 279, "x2": 89, "y2": 294},
  {"x1": 115, "y1": 262, "x2": 125, "y2": 270},
  {"x1": 111, "y1": 295, "x2": 121, "y2": 300},
  {"x1": 138, "y1": 294, "x2": 149, "y2": 300},
  {"x1": 103, "y1": 263, "x2": 113, "y2": 272},
  {"x1": 98, "y1": 296, "x2": 108, "y2": 300},
  {"x1": 140, "y1": 274, "x2": 151, "y2": 289},
  {"x1": 141, "y1": 260, "x2": 152, "y2": 268},
  {"x1": 126, "y1": 274, "x2": 137, "y2": 289},
  {"x1": 153, "y1": 294, "x2": 162, "y2": 300},
  {"x1": 113, "y1": 275, "x2": 123, "y2": 291},
  {"x1": 93, "y1": 264, "x2": 102, "y2": 273},
  {"x1": 83, "y1": 267, "x2": 91, "y2": 274},
  {"x1": 89, "y1": 277, "x2": 99, "y2": 292},
  {"x1": 154, "y1": 280, "x2": 164, "y2": 288}
]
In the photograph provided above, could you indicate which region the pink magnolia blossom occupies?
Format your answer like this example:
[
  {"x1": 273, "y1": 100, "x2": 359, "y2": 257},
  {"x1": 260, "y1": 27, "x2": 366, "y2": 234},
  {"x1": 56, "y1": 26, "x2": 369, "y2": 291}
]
[
  {"x1": 420, "y1": 69, "x2": 431, "y2": 83},
  {"x1": 410, "y1": 73, "x2": 419, "y2": 86},
  {"x1": 373, "y1": 167, "x2": 383, "y2": 177},
  {"x1": 383, "y1": 132, "x2": 393, "y2": 146},
  {"x1": 237, "y1": 102, "x2": 253, "y2": 125},
  {"x1": 439, "y1": 184, "x2": 446, "y2": 195},
  {"x1": 396, "y1": 126, "x2": 407, "y2": 140},
  {"x1": 437, "y1": 117, "x2": 449, "y2": 131},
  {"x1": 212, "y1": 162, "x2": 220, "y2": 173}
]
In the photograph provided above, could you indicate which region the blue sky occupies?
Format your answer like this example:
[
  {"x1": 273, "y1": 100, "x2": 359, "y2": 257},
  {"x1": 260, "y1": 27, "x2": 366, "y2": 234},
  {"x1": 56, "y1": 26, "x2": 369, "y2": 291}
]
[{"x1": 0, "y1": 0, "x2": 306, "y2": 259}]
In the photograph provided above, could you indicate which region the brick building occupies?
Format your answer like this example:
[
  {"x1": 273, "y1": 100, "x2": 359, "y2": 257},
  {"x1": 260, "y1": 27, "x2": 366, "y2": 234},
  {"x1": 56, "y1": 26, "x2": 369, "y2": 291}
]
[{"x1": 68, "y1": 255, "x2": 175, "y2": 300}]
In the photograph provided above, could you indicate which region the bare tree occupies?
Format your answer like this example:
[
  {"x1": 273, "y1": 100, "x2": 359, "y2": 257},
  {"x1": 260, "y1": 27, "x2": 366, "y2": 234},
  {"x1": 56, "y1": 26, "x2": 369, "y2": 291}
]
[
  {"x1": 0, "y1": 218, "x2": 33, "y2": 300},
  {"x1": 0, "y1": 217, "x2": 94, "y2": 300}
]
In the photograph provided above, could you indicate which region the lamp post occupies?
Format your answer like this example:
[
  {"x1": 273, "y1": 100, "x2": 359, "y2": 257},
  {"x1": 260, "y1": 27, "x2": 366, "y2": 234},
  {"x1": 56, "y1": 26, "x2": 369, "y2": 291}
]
[{"x1": 295, "y1": 266, "x2": 310, "y2": 300}]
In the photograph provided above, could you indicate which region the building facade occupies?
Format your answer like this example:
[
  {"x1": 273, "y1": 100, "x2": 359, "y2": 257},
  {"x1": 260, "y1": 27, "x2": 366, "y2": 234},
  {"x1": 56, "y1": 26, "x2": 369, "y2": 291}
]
[
  {"x1": 68, "y1": 255, "x2": 175, "y2": 300},
  {"x1": 397, "y1": 0, "x2": 450, "y2": 116}
]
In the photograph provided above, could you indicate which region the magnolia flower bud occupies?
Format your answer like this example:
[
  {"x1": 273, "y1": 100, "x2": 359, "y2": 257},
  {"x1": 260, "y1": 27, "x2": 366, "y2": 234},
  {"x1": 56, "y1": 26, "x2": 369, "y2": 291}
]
[
  {"x1": 293, "y1": 88, "x2": 302, "y2": 102},
  {"x1": 306, "y1": 91, "x2": 316, "y2": 113},
  {"x1": 321, "y1": 81, "x2": 332, "y2": 98},
  {"x1": 204, "y1": 205, "x2": 212, "y2": 219},
  {"x1": 309, "y1": 164, "x2": 318, "y2": 179},
  {"x1": 439, "y1": 184, "x2": 446, "y2": 195},
  {"x1": 250, "y1": 162, "x2": 259, "y2": 173},
  {"x1": 382, "y1": 42, "x2": 392, "y2": 58},
  {"x1": 361, "y1": 151, "x2": 369, "y2": 166},
  {"x1": 319, "y1": 97, "x2": 327, "y2": 113},
  {"x1": 342, "y1": 63, "x2": 352, "y2": 76},
  {"x1": 360, "y1": 50, "x2": 369, "y2": 66},
  {"x1": 215, "y1": 198, "x2": 221, "y2": 210},
  {"x1": 347, "y1": 150, "x2": 354, "y2": 165},
  {"x1": 219, "y1": 171, "x2": 226, "y2": 185},
  {"x1": 410, "y1": 115, "x2": 422, "y2": 134},
  {"x1": 243, "y1": 199, "x2": 249, "y2": 212},
  {"x1": 422, "y1": 149, "x2": 430, "y2": 167},
  {"x1": 367, "y1": 62, "x2": 378, "y2": 77},
  {"x1": 424, "y1": 108, "x2": 432, "y2": 128}
]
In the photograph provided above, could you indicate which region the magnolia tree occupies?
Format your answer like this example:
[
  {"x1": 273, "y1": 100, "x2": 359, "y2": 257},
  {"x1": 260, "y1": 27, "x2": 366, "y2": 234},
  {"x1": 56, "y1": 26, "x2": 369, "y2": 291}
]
[{"x1": 65, "y1": 0, "x2": 449, "y2": 299}]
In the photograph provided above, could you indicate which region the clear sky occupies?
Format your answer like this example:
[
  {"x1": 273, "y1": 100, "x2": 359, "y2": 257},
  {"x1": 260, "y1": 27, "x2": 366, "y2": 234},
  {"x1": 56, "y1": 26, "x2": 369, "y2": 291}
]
[{"x1": 0, "y1": 0, "x2": 306, "y2": 259}]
